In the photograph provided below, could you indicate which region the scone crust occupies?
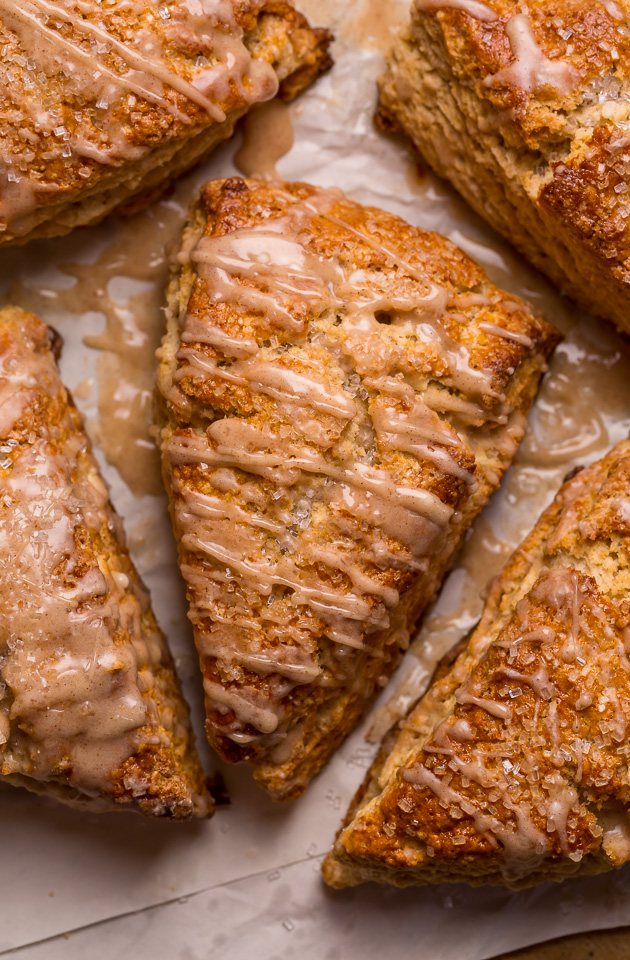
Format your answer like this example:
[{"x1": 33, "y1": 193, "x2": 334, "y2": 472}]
[
  {"x1": 0, "y1": 306, "x2": 210, "y2": 819},
  {"x1": 324, "y1": 438, "x2": 630, "y2": 888},
  {"x1": 378, "y1": 0, "x2": 630, "y2": 331},
  {"x1": 157, "y1": 176, "x2": 559, "y2": 799}
]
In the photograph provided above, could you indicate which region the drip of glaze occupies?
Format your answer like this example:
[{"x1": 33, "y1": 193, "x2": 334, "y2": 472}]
[
  {"x1": 479, "y1": 321, "x2": 533, "y2": 348},
  {"x1": 414, "y1": 0, "x2": 498, "y2": 22},
  {"x1": 456, "y1": 691, "x2": 512, "y2": 720},
  {"x1": 234, "y1": 100, "x2": 295, "y2": 180},
  {"x1": 485, "y1": 14, "x2": 580, "y2": 97}
]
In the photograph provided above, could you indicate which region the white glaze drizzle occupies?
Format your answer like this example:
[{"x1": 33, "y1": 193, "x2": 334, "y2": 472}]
[
  {"x1": 371, "y1": 395, "x2": 478, "y2": 484},
  {"x1": 479, "y1": 321, "x2": 533, "y2": 348},
  {"x1": 399, "y1": 548, "x2": 630, "y2": 882},
  {"x1": 24, "y1": 0, "x2": 228, "y2": 117},
  {"x1": 599, "y1": 0, "x2": 625, "y2": 19},
  {"x1": 403, "y1": 762, "x2": 550, "y2": 881},
  {"x1": 485, "y1": 14, "x2": 580, "y2": 97},
  {"x1": 414, "y1": 0, "x2": 498, "y2": 23}
]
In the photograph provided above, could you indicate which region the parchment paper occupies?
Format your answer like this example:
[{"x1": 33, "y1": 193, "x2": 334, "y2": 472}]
[{"x1": 3, "y1": 1, "x2": 630, "y2": 956}]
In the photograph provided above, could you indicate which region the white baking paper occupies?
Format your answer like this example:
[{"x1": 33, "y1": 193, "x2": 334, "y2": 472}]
[
  {"x1": 2, "y1": 0, "x2": 630, "y2": 956},
  {"x1": 9, "y1": 856, "x2": 630, "y2": 960}
]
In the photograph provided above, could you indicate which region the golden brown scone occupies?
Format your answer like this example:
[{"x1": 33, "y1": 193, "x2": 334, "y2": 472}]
[
  {"x1": 156, "y1": 176, "x2": 560, "y2": 800},
  {"x1": 0, "y1": 306, "x2": 211, "y2": 819},
  {"x1": 378, "y1": 0, "x2": 630, "y2": 334},
  {"x1": 0, "y1": 0, "x2": 332, "y2": 246},
  {"x1": 324, "y1": 438, "x2": 630, "y2": 889}
]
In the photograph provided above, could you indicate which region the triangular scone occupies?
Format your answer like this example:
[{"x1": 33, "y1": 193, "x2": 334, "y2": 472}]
[
  {"x1": 0, "y1": 1, "x2": 331, "y2": 246},
  {"x1": 156, "y1": 177, "x2": 560, "y2": 799},
  {"x1": 0, "y1": 306, "x2": 210, "y2": 818},
  {"x1": 324, "y1": 438, "x2": 630, "y2": 888}
]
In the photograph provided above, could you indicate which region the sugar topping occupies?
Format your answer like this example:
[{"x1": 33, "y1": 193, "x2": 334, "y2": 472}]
[
  {"x1": 485, "y1": 13, "x2": 580, "y2": 98},
  {"x1": 160, "y1": 182, "x2": 547, "y2": 751},
  {"x1": 414, "y1": 1, "x2": 582, "y2": 99}
]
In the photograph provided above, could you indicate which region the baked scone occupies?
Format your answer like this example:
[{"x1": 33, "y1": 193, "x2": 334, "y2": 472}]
[
  {"x1": 0, "y1": 306, "x2": 210, "y2": 819},
  {"x1": 0, "y1": 0, "x2": 331, "y2": 246},
  {"x1": 156, "y1": 176, "x2": 560, "y2": 800},
  {"x1": 324, "y1": 437, "x2": 630, "y2": 889},
  {"x1": 378, "y1": 0, "x2": 630, "y2": 333}
]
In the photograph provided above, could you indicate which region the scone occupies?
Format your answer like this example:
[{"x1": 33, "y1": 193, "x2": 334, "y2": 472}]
[
  {"x1": 378, "y1": 0, "x2": 630, "y2": 333},
  {"x1": 0, "y1": 0, "x2": 331, "y2": 246},
  {"x1": 156, "y1": 176, "x2": 560, "y2": 800},
  {"x1": 0, "y1": 306, "x2": 210, "y2": 819},
  {"x1": 324, "y1": 437, "x2": 630, "y2": 889}
]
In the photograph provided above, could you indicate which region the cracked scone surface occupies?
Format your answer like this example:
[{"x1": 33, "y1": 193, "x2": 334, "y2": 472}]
[
  {"x1": 378, "y1": 0, "x2": 630, "y2": 333},
  {"x1": 0, "y1": 306, "x2": 211, "y2": 819},
  {"x1": 324, "y1": 438, "x2": 630, "y2": 889},
  {"x1": 0, "y1": 0, "x2": 332, "y2": 246},
  {"x1": 156, "y1": 176, "x2": 559, "y2": 800}
]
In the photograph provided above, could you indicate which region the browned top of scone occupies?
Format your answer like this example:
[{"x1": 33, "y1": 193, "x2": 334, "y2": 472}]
[
  {"x1": 405, "y1": 0, "x2": 630, "y2": 282},
  {"x1": 328, "y1": 438, "x2": 630, "y2": 887},
  {"x1": 171, "y1": 178, "x2": 554, "y2": 416},
  {"x1": 0, "y1": 305, "x2": 210, "y2": 818},
  {"x1": 157, "y1": 176, "x2": 559, "y2": 786},
  {"x1": 0, "y1": 1, "x2": 331, "y2": 239}
]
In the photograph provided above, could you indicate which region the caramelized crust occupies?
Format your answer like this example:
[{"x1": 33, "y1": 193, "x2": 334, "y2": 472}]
[
  {"x1": 0, "y1": 0, "x2": 332, "y2": 246},
  {"x1": 157, "y1": 176, "x2": 559, "y2": 799},
  {"x1": 0, "y1": 306, "x2": 210, "y2": 819},
  {"x1": 378, "y1": 0, "x2": 630, "y2": 333},
  {"x1": 324, "y1": 438, "x2": 630, "y2": 888}
]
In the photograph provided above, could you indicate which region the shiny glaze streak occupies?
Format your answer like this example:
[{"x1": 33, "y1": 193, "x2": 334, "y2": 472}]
[{"x1": 0, "y1": 311, "x2": 169, "y2": 798}]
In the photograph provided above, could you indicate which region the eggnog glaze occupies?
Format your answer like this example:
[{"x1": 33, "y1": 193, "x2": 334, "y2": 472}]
[
  {"x1": 414, "y1": 0, "x2": 498, "y2": 21},
  {"x1": 159, "y1": 180, "x2": 557, "y2": 754},
  {"x1": 414, "y1": 0, "x2": 584, "y2": 100}
]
